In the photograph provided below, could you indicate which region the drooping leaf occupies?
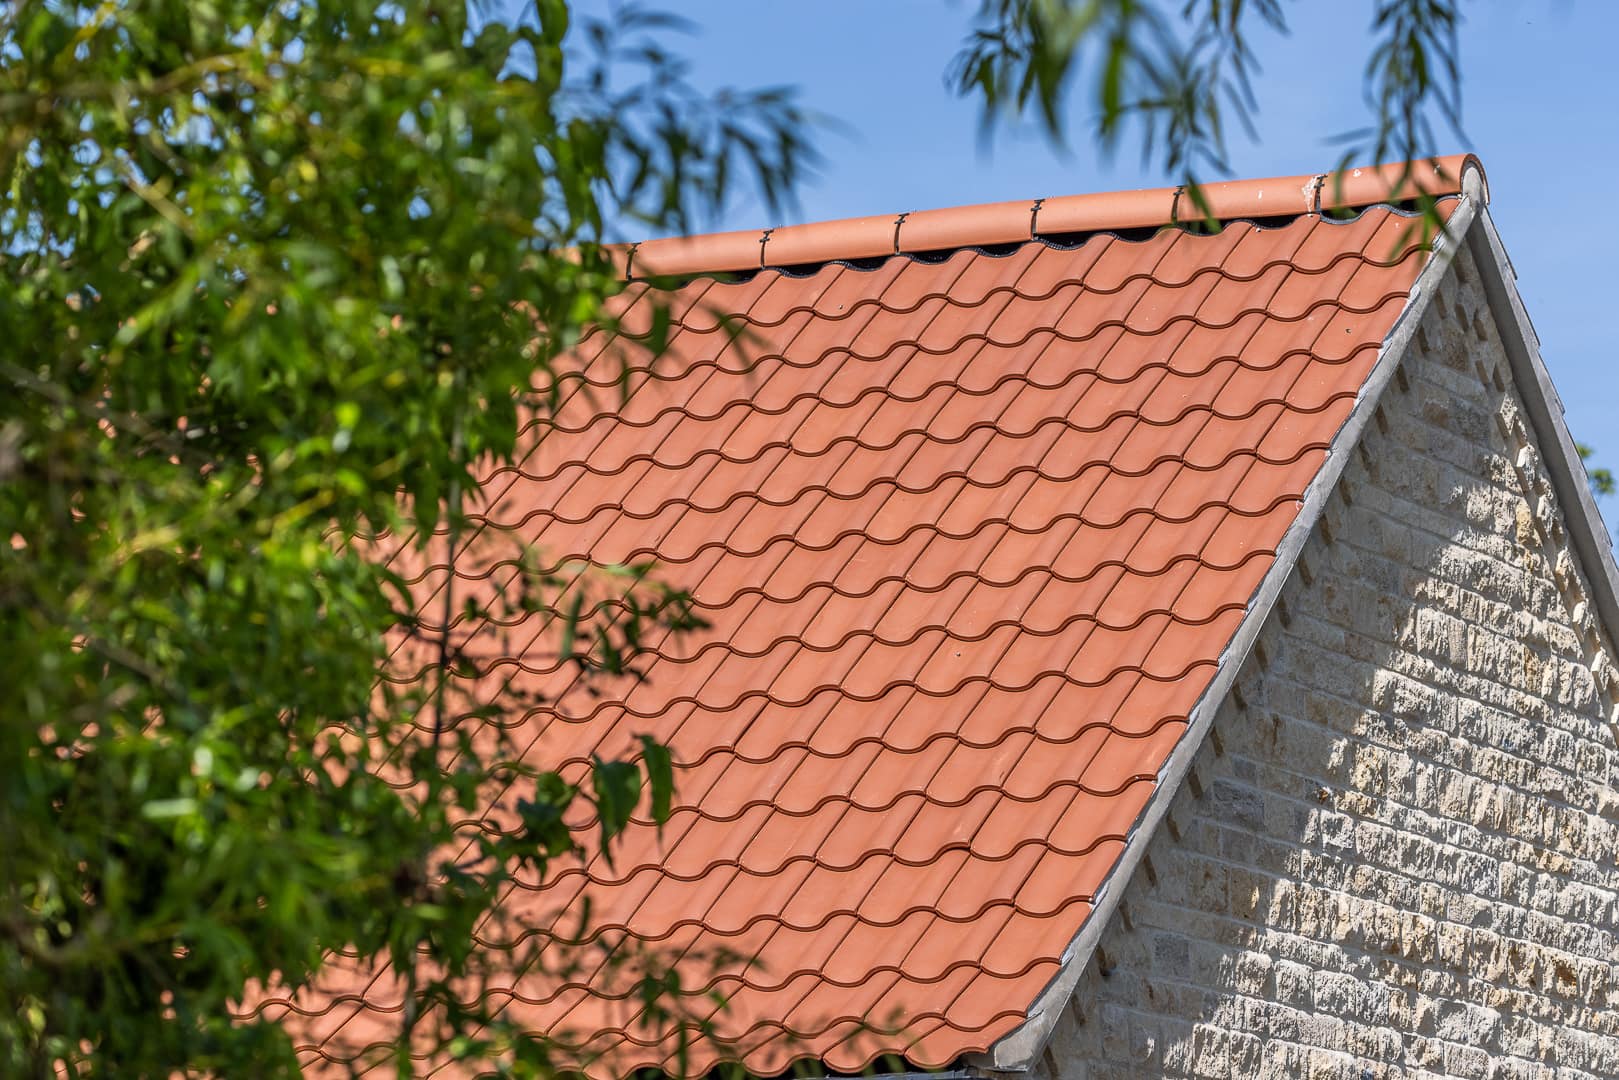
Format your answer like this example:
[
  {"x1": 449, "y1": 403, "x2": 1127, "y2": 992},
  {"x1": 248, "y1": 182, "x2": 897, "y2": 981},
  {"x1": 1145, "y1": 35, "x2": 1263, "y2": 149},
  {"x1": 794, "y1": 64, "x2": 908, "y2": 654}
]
[
  {"x1": 638, "y1": 733, "x2": 675, "y2": 830},
  {"x1": 590, "y1": 754, "x2": 643, "y2": 855}
]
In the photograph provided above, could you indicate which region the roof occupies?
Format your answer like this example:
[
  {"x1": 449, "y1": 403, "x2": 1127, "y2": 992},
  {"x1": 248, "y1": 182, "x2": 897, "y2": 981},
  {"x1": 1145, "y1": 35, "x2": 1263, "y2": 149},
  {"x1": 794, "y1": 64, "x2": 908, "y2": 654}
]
[{"x1": 273, "y1": 156, "x2": 1488, "y2": 1076}]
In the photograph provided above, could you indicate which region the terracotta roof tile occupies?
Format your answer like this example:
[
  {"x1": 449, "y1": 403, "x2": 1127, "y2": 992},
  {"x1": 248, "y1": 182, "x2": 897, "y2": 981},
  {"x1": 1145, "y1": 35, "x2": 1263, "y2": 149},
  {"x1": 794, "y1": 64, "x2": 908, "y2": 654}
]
[{"x1": 264, "y1": 160, "x2": 1476, "y2": 1076}]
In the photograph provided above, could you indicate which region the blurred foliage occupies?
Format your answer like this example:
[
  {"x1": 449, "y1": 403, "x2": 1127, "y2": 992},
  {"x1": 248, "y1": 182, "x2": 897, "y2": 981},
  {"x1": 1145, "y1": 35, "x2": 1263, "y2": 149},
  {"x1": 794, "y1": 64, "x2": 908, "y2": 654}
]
[
  {"x1": 0, "y1": 0, "x2": 812, "y2": 1074},
  {"x1": 1577, "y1": 443, "x2": 1615, "y2": 499},
  {"x1": 950, "y1": 0, "x2": 1468, "y2": 229}
]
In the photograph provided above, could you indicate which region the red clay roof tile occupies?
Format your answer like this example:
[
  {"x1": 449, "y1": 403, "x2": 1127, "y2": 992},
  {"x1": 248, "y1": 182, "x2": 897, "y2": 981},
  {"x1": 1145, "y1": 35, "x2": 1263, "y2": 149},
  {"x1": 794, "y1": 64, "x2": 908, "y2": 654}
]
[{"x1": 263, "y1": 159, "x2": 1476, "y2": 1076}]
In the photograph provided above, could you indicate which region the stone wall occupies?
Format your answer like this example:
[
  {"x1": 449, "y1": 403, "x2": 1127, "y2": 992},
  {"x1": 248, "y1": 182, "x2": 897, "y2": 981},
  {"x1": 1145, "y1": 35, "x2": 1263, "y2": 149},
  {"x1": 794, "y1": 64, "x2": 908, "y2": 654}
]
[{"x1": 1032, "y1": 240, "x2": 1619, "y2": 1079}]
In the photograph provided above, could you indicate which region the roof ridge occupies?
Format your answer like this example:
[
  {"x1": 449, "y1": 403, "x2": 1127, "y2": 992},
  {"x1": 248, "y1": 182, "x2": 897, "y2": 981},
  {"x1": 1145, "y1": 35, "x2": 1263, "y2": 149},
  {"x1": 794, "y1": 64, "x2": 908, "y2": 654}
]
[{"x1": 625, "y1": 153, "x2": 1485, "y2": 279}]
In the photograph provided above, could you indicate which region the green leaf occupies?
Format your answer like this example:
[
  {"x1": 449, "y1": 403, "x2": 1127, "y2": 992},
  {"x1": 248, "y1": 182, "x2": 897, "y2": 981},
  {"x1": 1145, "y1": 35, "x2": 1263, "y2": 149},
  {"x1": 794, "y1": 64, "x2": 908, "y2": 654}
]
[
  {"x1": 590, "y1": 755, "x2": 642, "y2": 855},
  {"x1": 638, "y1": 734, "x2": 674, "y2": 829},
  {"x1": 142, "y1": 798, "x2": 199, "y2": 820}
]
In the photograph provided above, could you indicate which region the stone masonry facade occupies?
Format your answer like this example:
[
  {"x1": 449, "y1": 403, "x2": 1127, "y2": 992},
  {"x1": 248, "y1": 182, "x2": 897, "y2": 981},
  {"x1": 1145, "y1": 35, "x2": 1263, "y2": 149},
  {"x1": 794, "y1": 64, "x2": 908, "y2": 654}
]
[{"x1": 1030, "y1": 243, "x2": 1619, "y2": 1078}]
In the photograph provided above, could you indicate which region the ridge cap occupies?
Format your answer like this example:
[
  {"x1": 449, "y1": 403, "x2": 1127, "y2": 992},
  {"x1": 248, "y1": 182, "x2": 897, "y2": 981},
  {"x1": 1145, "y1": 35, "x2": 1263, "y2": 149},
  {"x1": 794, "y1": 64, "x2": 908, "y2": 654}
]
[{"x1": 627, "y1": 153, "x2": 1484, "y2": 280}]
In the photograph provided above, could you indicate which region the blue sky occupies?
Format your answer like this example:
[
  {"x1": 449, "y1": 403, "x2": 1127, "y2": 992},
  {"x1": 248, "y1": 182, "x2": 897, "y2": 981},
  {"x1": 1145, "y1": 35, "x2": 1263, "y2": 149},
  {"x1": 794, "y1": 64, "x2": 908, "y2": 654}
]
[{"x1": 573, "y1": 1, "x2": 1618, "y2": 519}]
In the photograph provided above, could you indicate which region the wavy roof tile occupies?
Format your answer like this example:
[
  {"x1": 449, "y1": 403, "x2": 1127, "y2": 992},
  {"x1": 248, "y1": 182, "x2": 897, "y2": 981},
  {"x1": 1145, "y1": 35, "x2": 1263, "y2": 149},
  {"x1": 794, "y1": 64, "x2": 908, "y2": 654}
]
[{"x1": 280, "y1": 155, "x2": 1483, "y2": 1076}]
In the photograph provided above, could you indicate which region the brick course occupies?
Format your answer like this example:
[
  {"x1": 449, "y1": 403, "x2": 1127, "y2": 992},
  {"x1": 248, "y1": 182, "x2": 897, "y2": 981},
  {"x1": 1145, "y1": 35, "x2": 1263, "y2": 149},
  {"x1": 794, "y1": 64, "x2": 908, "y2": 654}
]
[{"x1": 1033, "y1": 243, "x2": 1619, "y2": 1079}]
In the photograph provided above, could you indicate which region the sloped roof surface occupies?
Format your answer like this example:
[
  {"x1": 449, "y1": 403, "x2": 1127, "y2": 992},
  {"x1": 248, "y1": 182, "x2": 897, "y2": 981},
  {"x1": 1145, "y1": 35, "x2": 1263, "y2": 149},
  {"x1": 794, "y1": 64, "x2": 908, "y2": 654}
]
[{"x1": 278, "y1": 162, "x2": 1467, "y2": 1076}]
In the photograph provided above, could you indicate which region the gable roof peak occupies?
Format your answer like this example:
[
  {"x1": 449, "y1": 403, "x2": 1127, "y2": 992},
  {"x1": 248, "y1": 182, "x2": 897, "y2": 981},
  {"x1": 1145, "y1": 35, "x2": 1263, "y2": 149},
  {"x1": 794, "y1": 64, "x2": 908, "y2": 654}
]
[{"x1": 280, "y1": 154, "x2": 1499, "y2": 1080}]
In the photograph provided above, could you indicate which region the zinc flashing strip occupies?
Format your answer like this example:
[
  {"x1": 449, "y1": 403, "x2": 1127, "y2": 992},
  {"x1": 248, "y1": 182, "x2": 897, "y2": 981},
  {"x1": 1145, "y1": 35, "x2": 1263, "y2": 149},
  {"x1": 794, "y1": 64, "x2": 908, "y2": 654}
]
[
  {"x1": 968, "y1": 166, "x2": 1487, "y2": 1076},
  {"x1": 1468, "y1": 207, "x2": 1619, "y2": 654}
]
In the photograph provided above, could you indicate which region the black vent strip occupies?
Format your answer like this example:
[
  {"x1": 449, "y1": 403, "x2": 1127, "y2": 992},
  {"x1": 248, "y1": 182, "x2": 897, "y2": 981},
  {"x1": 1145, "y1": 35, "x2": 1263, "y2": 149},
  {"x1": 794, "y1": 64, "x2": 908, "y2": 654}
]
[
  {"x1": 900, "y1": 247, "x2": 962, "y2": 264},
  {"x1": 1242, "y1": 214, "x2": 1305, "y2": 231},
  {"x1": 1035, "y1": 223, "x2": 1166, "y2": 249}
]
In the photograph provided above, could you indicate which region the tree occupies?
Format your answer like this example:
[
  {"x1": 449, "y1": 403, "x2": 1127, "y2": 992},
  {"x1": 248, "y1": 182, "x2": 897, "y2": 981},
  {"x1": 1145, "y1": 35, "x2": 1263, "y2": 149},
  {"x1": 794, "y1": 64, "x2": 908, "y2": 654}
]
[
  {"x1": 0, "y1": 1, "x2": 811, "y2": 1074},
  {"x1": 1578, "y1": 444, "x2": 1615, "y2": 500},
  {"x1": 952, "y1": 0, "x2": 1465, "y2": 198}
]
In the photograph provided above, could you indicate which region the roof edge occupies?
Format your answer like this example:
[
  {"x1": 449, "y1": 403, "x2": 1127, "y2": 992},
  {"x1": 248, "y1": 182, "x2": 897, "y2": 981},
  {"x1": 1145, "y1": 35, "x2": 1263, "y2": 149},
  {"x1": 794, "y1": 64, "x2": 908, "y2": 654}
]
[
  {"x1": 965, "y1": 163, "x2": 1488, "y2": 1076},
  {"x1": 1466, "y1": 206, "x2": 1619, "y2": 737},
  {"x1": 627, "y1": 154, "x2": 1484, "y2": 278}
]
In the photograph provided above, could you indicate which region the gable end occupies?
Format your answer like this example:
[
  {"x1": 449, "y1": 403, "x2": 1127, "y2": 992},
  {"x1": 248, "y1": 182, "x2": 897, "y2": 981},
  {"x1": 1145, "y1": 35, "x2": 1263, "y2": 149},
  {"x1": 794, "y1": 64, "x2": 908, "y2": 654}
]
[{"x1": 983, "y1": 172, "x2": 1619, "y2": 1079}]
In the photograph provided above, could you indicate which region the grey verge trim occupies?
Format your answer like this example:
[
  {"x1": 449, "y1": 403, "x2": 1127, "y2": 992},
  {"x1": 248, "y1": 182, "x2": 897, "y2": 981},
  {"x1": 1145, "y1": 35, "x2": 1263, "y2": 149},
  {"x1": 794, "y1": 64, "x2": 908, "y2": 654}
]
[
  {"x1": 968, "y1": 166, "x2": 1489, "y2": 1074},
  {"x1": 1466, "y1": 208, "x2": 1619, "y2": 652}
]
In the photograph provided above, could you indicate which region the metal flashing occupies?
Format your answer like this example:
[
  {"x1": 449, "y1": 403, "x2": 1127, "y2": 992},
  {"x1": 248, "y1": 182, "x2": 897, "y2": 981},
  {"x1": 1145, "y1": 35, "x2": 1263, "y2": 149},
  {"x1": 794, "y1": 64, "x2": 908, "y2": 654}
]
[{"x1": 1467, "y1": 207, "x2": 1619, "y2": 682}]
